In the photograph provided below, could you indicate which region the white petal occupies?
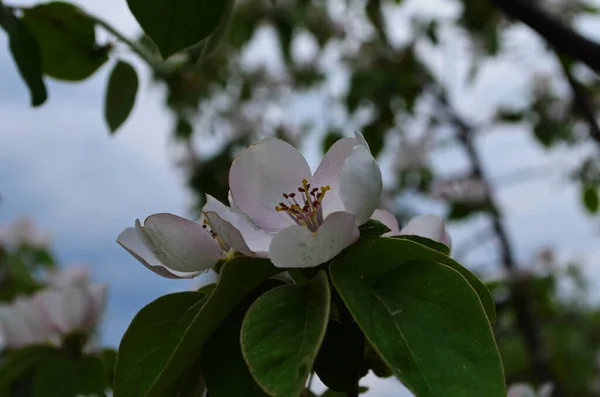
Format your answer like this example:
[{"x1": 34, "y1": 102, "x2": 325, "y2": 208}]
[
  {"x1": 371, "y1": 209, "x2": 400, "y2": 236},
  {"x1": 269, "y1": 212, "x2": 359, "y2": 268},
  {"x1": 339, "y1": 145, "x2": 382, "y2": 225},
  {"x1": 227, "y1": 190, "x2": 239, "y2": 212},
  {"x1": 15, "y1": 298, "x2": 61, "y2": 345},
  {"x1": 205, "y1": 211, "x2": 270, "y2": 258},
  {"x1": 142, "y1": 214, "x2": 224, "y2": 273},
  {"x1": 354, "y1": 131, "x2": 369, "y2": 150},
  {"x1": 0, "y1": 305, "x2": 38, "y2": 347},
  {"x1": 118, "y1": 227, "x2": 190, "y2": 279},
  {"x1": 507, "y1": 384, "x2": 536, "y2": 397},
  {"x1": 229, "y1": 138, "x2": 312, "y2": 233},
  {"x1": 312, "y1": 137, "x2": 357, "y2": 216},
  {"x1": 118, "y1": 227, "x2": 203, "y2": 279},
  {"x1": 399, "y1": 215, "x2": 452, "y2": 250}
]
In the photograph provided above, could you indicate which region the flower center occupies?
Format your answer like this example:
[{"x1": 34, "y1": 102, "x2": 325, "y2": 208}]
[
  {"x1": 202, "y1": 218, "x2": 230, "y2": 252},
  {"x1": 275, "y1": 179, "x2": 330, "y2": 232}
]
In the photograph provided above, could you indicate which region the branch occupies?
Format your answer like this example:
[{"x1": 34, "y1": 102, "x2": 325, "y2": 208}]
[
  {"x1": 490, "y1": 0, "x2": 600, "y2": 73},
  {"x1": 557, "y1": 56, "x2": 600, "y2": 145}
]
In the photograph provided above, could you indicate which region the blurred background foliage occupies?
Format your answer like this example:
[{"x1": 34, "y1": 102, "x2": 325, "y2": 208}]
[{"x1": 3, "y1": 0, "x2": 600, "y2": 394}]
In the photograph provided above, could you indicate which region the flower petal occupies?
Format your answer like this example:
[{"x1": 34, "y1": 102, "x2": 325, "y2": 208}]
[
  {"x1": 268, "y1": 212, "x2": 359, "y2": 268},
  {"x1": 205, "y1": 211, "x2": 270, "y2": 258},
  {"x1": 142, "y1": 213, "x2": 224, "y2": 273},
  {"x1": 117, "y1": 227, "x2": 200, "y2": 279},
  {"x1": 86, "y1": 284, "x2": 107, "y2": 329},
  {"x1": 371, "y1": 209, "x2": 400, "y2": 236},
  {"x1": 229, "y1": 138, "x2": 312, "y2": 233},
  {"x1": 399, "y1": 215, "x2": 452, "y2": 250},
  {"x1": 339, "y1": 145, "x2": 382, "y2": 225},
  {"x1": 312, "y1": 137, "x2": 357, "y2": 216}
]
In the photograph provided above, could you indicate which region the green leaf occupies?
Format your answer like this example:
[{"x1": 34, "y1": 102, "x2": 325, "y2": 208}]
[
  {"x1": 0, "y1": 7, "x2": 47, "y2": 106},
  {"x1": 165, "y1": 357, "x2": 205, "y2": 397},
  {"x1": 314, "y1": 320, "x2": 365, "y2": 392},
  {"x1": 582, "y1": 184, "x2": 599, "y2": 213},
  {"x1": 126, "y1": 0, "x2": 227, "y2": 58},
  {"x1": 114, "y1": 290, "x2": 212, "y2": 397},
  {"x1": 393, "y1": 235, "x2": 450, "y2": 256},
  {"x1": 358, "y1": 237, "x2": 494, "y2": 322},
  {"x1": 23, "y1": 2, "x2": 109, "y2": 81},
  {"x1": 33, "y1": 354, "x2": 107, "y2": 397},
  {"x1": 104, "y1": 61, "x2": 139, "y2": 133},
  {"x1": 330, "y1": 238, "x2": 505, "y2": 397},
  {"x1": 357, "y1": 219, "x2": 390, "y2": 242},
  {"x1": 241, "y1": 271, "x2": 330, "y2": 397},
  {"x1": 0, "y1": 346, "x2": 57, "y2": 389},
  {"x1": 115, "y1": 257, "x2": 282, "y2": 397},
  {"x1": 202, "y1": 281, "x2": 283, "y2": 397}
]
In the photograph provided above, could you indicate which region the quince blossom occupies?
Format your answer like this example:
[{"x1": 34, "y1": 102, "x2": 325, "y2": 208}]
[
  {"x1": 208, "y1": 131, "x2": 382, "y2": 268},
  {"x1": 118, "y1": 132, "x2": 382, "y2": 271},
  {"x1": 0, "y1": 267, "x2": 106, "y2": 349}
]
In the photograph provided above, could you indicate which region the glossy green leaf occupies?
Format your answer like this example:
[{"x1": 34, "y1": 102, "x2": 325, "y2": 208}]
[
  {"x1": 0, "y1": 345, "x2": 57, "y2": 389},
  {"x1": 393, "y1": 235, "x2": 450, "y2": 256},
  {"x1": 23, "y1": 2, "x2": 109, "y2": 81},
  {"x1": 104, "y1": 61, "x2": 139, "y2": 133},
  {"x1": 582, "y1": 184, "x2": 599, "y2": 214},
  {"x1": 126, "y1": 0, "x2": 227, "y2": 58},
  {"x1": 115, "y1": 257, "x2": 282, "y2": 397},
  {"x1": 33, "y1": 354, "x2": 107, "y2": 397},
  {"x1": 114, "y1": 290, "x2": 212, "y2": 397},
  {"x1": 367, "y1": 237, "x2": 495, "y2": 322},
  {"x1": 0, "y1": 7, "x2": 47, "y2": 106},
  {"x1": 242, "y1": 271, "x2": 330, "y2": 397},
  {"x1": 165, "y1": 357, "x2": 205, "y2": 397},
  {"x1": 330, "y1": 238, "x2": 505, "y2": 397},
  {"x1": 357, "y1": 219, "x2": 390, "y2": 242},
  {"x1": 314, "y1": 320, "x2": 365, "y2": 392},
  {"x1": 202, "y1": 281, "x2": 283, "y2": 397}
]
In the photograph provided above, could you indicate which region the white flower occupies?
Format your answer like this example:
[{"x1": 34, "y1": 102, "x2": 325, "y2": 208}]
[
  {"x1": 208, "y1": 132, "x2": 382, "y2": 268},
  {"x1": 371, "y1": 210, "x2": 452, "y2": 250},
  {"x1": 0, "y1": 271, "x2": 106, "y2": 349},
  {"x1": 507, "y1": 383, "x2": 554, "y2": 397}
]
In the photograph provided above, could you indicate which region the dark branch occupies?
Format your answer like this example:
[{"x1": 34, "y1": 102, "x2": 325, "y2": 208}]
[
  {"x1": 490, "y1": 0, "x2": 600, "y2": 73},
  {"x1": 557, "y1": 56, "x2": 600, "y2": 145}
]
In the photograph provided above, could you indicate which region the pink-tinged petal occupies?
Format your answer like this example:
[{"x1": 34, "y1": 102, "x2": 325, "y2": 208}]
[
  {"x1": 117, "y1": 227, "x2": 202, "y2": 279},
  {"x1": 205, "y1": 211, "x2": 270, "y2": 258},
  {"x1": 371, "y1": 209, "x2": 400, "y2": 236},
  {"x1": 399, "y1": 215, "x2": 452, "y2": 250},
  {"x1": 227, "y1": 190, "x2": 239, "y2": 212},
  {"x1": 0, "y1": 305, "x2": 38, "y2": 348},
  {"x1": 14, "y1": 298, "x2": 61, "y2": 346},
  {"x1": 339, "y1": 145, "x2": 382, "y2": 225},
  {"x1": 229, "y1": 138, "x2": 312, "y2": 233},
  {"x1": 268, "y1": 212, "x2": 359, "y2": 268},
  {"x1": 313, "y1": 137, "x2": 357, "y2": 187},
  {"x1": 313, "y1": 137, "x2": 357, "y2": 216}
]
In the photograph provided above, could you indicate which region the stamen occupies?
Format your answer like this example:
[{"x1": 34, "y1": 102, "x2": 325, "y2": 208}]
[
  {"x1": 201, "y1": 213, "x2": 230, "y2": 252},
  {"x1": 274, "y1": 180, "x2": 331, "y2": 232}
]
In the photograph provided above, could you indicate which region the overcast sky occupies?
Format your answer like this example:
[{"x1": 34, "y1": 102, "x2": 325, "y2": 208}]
[{"x1": 1, "y1": 0, "x2": 600, "y2": 395}]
